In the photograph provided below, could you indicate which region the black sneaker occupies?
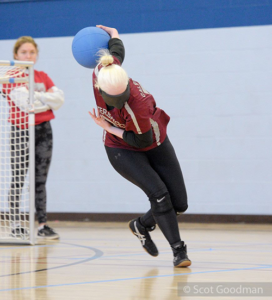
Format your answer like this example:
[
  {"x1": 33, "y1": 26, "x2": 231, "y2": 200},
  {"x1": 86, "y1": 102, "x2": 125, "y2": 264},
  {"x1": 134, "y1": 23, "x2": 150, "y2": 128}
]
[
  {"x1": 171, "y1": 241, "x2": 191, "y2": 267},
  {"x1": 11, "y1": 227, "x2": 29, "y2": 239},
  {"x1": 128, "y1": 218, "x2": 158, "y2": 257},
  {"x1": 37, "y1": 225, "x2": 59, "y2": 240}
]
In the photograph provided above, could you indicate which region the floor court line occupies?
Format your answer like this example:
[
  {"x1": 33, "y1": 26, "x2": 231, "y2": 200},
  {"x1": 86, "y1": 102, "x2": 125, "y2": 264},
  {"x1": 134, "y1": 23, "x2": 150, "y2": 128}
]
[
  {"x1": 1, "y1": 264, "x2": 271, "y2": 292},
  {"x1": 55, "y1": 237, "x2": 272, "y2": 247},
  {"x1": 0, "y1": 242, "x2": 103, "y2": 278}
]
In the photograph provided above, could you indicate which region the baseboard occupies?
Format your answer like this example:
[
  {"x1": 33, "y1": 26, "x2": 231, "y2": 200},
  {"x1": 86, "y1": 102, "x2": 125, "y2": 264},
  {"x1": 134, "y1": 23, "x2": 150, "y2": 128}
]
[{"x1": 46, "y1": 213, "x2": 272, "y2": 224}]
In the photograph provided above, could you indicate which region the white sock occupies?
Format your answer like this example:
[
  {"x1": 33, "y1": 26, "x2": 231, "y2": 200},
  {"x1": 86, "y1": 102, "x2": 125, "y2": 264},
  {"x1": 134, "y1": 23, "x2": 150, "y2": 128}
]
[{"x1": 38, "y1": 224, "x2": 45, "y2": 231}]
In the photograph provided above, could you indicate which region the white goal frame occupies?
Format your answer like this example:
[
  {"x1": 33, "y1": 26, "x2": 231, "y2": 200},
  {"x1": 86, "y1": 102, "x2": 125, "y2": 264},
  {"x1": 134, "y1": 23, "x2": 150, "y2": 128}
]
[{"x1": 0, "y1": 60, "x2": 35, "y2": 245}]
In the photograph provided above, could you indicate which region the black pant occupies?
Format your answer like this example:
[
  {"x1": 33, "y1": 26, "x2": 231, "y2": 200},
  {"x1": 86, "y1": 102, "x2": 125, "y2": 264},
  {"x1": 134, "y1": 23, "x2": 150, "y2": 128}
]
[
  {"x1": 105, "y1": 136, "x2": 188, "y2": 244},
  {"x1": 9, "y1": 121, "x2": 52, "y2": 224}
]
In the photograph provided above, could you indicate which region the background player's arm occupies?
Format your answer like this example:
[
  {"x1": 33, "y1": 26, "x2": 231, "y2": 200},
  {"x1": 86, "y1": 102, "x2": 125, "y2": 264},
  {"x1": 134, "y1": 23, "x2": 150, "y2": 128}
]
[
  {"x1": 34, "y1": 86, "x2": 64, "y2": 111},
  {"x1": 10, "y1": 85, "x2": 64, "y2": 113},
  {"x1": 9, "y1": 86, "x2": 49, "y2": 113}
]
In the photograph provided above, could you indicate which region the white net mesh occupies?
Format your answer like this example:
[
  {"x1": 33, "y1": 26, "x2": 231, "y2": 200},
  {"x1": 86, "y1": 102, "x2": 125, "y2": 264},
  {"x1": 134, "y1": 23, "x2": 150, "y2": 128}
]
[
  {"x1": 0, "y1": 62, "x2": 33, "y2": 243},
  {"x1": 0, "y1": 65, "x2": 25, "y2": 80}
]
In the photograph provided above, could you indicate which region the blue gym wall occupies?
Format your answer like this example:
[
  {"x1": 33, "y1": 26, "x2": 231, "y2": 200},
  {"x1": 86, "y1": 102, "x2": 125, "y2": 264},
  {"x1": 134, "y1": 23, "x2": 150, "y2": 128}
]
[
  {"x1": 1, "y1": 0, "x2": 272, "y2": 39},
  {"x1": 0, "y1": 0, "x2": 272, "y2": 216}
]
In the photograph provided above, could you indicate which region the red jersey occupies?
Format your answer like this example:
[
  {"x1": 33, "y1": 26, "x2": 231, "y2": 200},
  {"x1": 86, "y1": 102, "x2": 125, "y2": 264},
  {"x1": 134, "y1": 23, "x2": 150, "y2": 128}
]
[
  {"x1": 3, "y1": 70, "x2": 55, "y2": 129},
  {"x1": 92, "y1": 58, "x2": 170, "y2": 151}
]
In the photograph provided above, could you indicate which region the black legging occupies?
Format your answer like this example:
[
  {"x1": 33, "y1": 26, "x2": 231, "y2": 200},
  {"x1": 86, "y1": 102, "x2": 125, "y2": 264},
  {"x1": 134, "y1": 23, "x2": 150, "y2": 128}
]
[
  {"x1": 105, "y1": 136, "x2": 188, "y2": 245},
  {"x1": 9, "y1": 121, "x2": 52, "y2": 224}
]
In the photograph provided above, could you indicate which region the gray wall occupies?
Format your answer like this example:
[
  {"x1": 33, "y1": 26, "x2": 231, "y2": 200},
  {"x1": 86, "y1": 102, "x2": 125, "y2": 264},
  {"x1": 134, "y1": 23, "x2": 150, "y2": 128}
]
[{"x1": 1, "y1": 25, "x2": 271, "y2": 215}]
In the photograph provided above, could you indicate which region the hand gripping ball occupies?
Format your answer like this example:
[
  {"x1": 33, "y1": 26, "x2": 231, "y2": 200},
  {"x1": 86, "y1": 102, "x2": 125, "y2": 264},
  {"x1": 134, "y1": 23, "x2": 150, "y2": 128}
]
[{"x1": 72, "y1": 27, "x2": 110, "y2": 69}]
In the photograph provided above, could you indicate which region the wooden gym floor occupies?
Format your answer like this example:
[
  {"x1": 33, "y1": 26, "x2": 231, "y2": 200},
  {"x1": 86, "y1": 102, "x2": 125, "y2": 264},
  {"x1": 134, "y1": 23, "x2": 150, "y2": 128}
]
[{"x1": 0, "y1": 222, "x2": 272, "y2": 300}]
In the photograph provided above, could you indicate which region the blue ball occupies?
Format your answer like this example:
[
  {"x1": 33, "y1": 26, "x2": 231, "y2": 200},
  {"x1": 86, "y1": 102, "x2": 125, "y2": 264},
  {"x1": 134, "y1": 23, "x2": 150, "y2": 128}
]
[{"x1": 72, "y1": 27, "x2": 110, "y2": 69}]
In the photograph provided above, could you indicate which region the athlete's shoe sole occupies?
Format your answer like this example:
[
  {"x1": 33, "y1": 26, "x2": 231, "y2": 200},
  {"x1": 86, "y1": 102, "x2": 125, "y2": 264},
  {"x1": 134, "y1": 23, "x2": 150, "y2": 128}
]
[
  {"x1": 172, "y1": 241, "x2": 191, "y2": 267},
  {"x1": 174, "y1": 259, "x2": 192, "y2": 267},
  {"x1": 37, "y1": 234, "x2": 59, "y2": 240}
]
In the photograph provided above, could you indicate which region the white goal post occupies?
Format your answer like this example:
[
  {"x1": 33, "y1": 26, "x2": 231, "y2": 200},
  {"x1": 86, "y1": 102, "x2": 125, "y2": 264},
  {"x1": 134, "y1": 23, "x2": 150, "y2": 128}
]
[{"x1": 0, "y1": 60, "x2": 35, "y2": 245}]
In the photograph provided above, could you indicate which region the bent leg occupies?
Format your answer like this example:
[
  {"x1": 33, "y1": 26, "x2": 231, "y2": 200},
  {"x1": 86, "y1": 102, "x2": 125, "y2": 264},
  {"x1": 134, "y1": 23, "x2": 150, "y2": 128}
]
[
  {"x1": 146, "y1": 136, "x2": 188, "y2": 215},
  {"x1": 105, "y1": 146, "x2": 181, "y2": 245},
  {"x1": 139, "y1": 136, "x2": 188, "y2": 228}
]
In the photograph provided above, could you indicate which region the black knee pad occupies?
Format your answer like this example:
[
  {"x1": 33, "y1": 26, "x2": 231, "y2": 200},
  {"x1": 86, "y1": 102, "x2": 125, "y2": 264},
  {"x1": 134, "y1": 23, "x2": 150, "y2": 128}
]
[
  {"x1": 175, "y1": 204, "x2": 188, "y2": 216},
  {"x1": 149, "y1": 192, "x2": 173, "y2": 217}
]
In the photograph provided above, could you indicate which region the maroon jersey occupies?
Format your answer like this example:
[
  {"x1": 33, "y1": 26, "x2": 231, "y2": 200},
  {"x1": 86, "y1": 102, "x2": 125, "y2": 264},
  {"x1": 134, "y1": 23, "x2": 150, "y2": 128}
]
[
  {"x1": 92, "y1": 58, "x2": 170, "y2": 151},
  {"x1": 3, "y1": 70, "x2": 55, "y2": 129}
]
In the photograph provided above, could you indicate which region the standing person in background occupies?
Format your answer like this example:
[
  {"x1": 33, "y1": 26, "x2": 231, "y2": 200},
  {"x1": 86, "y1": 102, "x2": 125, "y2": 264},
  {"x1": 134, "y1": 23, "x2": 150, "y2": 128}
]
[
  {"x1": 89, "y1": 25, "x2": 191, "y2": 267},
  {"x1": 2, "y1": 36, "x2": 64, "y2": 240}
]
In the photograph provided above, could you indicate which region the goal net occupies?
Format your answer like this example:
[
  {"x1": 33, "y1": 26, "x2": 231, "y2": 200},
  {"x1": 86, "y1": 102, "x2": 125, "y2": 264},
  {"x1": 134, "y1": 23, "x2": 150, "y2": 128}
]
[{"x1": 0, "y1": 61, "x2": 35, "y2": 245}]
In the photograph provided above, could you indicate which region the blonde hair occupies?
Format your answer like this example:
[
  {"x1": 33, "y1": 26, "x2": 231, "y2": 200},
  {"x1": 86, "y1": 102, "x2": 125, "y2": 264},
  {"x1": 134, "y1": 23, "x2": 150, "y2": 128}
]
[
  {"x1": 13, "y1": 36, "x2": 38, "y2": 59},
  {"x1": 95, "y1": 49, "x2": 129, "y2": 92}
]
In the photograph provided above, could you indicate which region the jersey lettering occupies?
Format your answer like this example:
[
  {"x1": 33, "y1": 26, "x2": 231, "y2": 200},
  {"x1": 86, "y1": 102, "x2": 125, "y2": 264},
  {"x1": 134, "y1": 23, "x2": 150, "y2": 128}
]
[
  {"x1": 97, "y1": 106, "x2": 126, "y2": 128},
  {"x1": 132, "y1": 80, "x2": 150, "y2": 97}
]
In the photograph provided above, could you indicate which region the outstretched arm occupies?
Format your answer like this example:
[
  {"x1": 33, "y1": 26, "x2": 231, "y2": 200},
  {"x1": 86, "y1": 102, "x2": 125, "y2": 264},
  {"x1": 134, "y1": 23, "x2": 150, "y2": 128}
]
[
  {"x1": 96, "y1": 25, "x2": 125, "y2": 64},
  {"x1": 96, "y1": 25, "x2": 119, "y2": 39}
]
